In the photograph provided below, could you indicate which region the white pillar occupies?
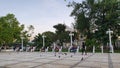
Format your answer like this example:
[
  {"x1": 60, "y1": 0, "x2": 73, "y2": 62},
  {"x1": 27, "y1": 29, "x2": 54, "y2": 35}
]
[
  {"x1": 93, "y1": 46, "x2": 95, "y2": 53},
  {"x1": 68, "y1": 32, "x2": 74, "y2": 52},
  {"x1": 77, "y1": 46, "x2": 79, "y2": 53},
  {"x1": 101, "y1": 45, "x2": 103, "y2": 53},
  {"x1": 21, "y1": 36, "x2": 24, "y2": 51},
  {"x1": 22, "y1": 38, "x2": 23, "y2": 51},
  {"x1": 106, "y1": 29, "x2": 114, "y2": 53},
  {"x1": 42, "y1": 35, "x2": 46, "y2": 48},
  {"x1": 52, "y1": 43, "x2": 56, "y2": 52},
  {"x1": 70, "y1": 34, "x2": 73, "y2": 47}
]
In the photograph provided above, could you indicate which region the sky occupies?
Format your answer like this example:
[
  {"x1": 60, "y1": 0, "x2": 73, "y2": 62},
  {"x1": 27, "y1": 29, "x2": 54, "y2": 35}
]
[{"x1": 0, "y1": 0, "x2": 83, "y2": 36}]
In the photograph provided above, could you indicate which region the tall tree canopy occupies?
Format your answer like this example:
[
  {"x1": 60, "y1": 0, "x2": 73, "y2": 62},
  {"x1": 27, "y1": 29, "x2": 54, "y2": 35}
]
[
  {"x1": 42, "y1": 31, "x2": 56, "y2": 47},
  {"x1": 69, "y1": 0, "x2": 120, "y2": 45},
  {"x1": 53, "y1": 24, "x2": 66, "y2": 33},
  {"x1": 0, "y1": 14, "x2": 34, "y2": 47},
  {"x1": 0, "y1": 14, "x2": 24, "y2": 45},
  {"x1": 53, "y1": 24, "x2": 70, "y2": 46},
  {"x1": 33, "y1": 33, "x2": 43, "y2": 48},
  {"x1": 33, "y1": 31, "x2": 55, "y2": 50}
]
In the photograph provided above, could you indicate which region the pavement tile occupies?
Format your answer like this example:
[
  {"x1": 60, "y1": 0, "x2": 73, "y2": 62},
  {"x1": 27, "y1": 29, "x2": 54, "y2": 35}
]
[
  {"x1": 113, "y1": 63, "x2": 120, "y2": 68},
  {"x1": 77, "y1": 61, "x2": 101, "y2": 68},
  {"x1": 35, "y1": 64, "x2": 70, "y2": 68},
  {"x1": 5, "y1": 62, "x2": 42, "y2": 68},
  {"x1": 0, "y1": 60, "x2": 19, "y2": 66},
  {"x1": 32, "y1": 59, "x2": 55, "y2": 63},
  {"x1": 52, "y1": 59, "x2": 79, "y2": 66},
  {"x1": 0, "y1": 52, "x2": 120, "y2": 68},
  {"x1": 100, "y1": 63, "x2": 109, "y2": 68}
]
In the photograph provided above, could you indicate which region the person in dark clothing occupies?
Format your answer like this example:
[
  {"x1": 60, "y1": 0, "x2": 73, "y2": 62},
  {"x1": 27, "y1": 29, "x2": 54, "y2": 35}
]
[
  {"x1": 82, "y1": 42, "x2": 87, "y2": 55},
  {"x1": 70, "y1": 44, "x2": 77, "y2": 53}
]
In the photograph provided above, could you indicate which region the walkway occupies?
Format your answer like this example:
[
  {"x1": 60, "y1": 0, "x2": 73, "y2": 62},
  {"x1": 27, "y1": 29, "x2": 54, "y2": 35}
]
[{"x1": 0, "y1": 52, "x2": 120, "y2": 68}]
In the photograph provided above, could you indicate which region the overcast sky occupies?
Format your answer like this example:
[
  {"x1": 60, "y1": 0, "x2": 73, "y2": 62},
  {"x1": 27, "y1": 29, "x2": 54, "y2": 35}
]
[{"x1": 0, "y1": 0, "x2": 83, "y2": 36}]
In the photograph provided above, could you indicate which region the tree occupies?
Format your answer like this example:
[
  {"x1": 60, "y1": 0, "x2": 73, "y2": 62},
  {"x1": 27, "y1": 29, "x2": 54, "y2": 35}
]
[
  {"x1": 93, "y1": 0, "x2": 120, "y2": 46},
  {"x1": 53, "y1": 24, "x2": 66, "y2": 33},
  {"x1": 42, "y1": 31, "x2": 55, "y2": 47},
  {"x1": 68, "y1": 1, "x2": 92, "y2": 38},
  {"x1": 0, "y1": 14, "x2": 24, "y2": 46},
  {"x1": 53, "y1": 23, "x2": 70, "y2": 46},
  {"x1": 68, "y1": 0, "x2": 120, "y2": 47},
  {"x1": 32, "y1": 33, "x2": 43, "y2": 50}
]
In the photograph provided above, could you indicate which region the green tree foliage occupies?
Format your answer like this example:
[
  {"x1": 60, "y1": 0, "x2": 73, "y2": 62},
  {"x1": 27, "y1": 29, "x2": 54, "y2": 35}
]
[
  {"x1": 53, "y1": 24, "x2": 70, "y2": 46},
  {"x1": 68, "y1": 1, "x2": 91, "y2": 37},
  {"x1": 53, "y1": 24, "x2": 66, "y2": 33},
  {"x1": 68, "y1": 0, "x2": 120, "y2": 46},
  {"x1": 95, "y1": 0, "x2": 120, "y2": 44},
  {"x1": 33, "y1": 31, "x2": 55, "y2": 49},
  {"x1": 0, "y1": 14, "x2": 24, "y2": 46},
  {"x1": 42, "y1": 31, "x2": 55, "y2": 47},
  {"x1": 33, "y1": 33, "x2": 43, "y2": 49}
]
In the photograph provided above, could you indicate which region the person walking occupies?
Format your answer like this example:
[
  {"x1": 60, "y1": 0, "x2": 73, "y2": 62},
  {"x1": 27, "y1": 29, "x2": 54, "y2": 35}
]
[{"x1": 82, "y1": 42, "x2": 87, "y2": 55}]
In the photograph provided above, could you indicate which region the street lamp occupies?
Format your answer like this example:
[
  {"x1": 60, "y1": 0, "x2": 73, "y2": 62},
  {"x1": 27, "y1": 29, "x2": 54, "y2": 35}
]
[
  {"x1": 92, "y1": 29, "x2": 98, "y2": 53},
  {"x1": 20, "y1": 35, "x2": 24, "y2": 51},
  {"x1": 106, "y1": 29, "x2": 114, "y2": 53},
  {"x1": 68, "y1": 32, "x2": 74, "y2": 52},
  {"x1": 42, "y1": 35, "x2": 46, "y2": 48}
]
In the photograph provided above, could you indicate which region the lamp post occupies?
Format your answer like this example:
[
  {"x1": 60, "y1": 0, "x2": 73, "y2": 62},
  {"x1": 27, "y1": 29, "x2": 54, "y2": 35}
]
[
  {"x1": 42, "y1": 35, "x2": 46, "y2": 48},
  {"x1": 21, "y1": 35, "x2": 24, "y2": 51},
  {"x1": 106, "y1": 29, "x2": 114, "y2": 53},
  {"x1": 68, "y1": 32, "x2": 74, "y2": 52},
  {"x1": 92, "y1": 29, "x2": 98, "y2": 53},
  {"x1": 52, "y1": 42, "x2": 56, "y2": 52}
]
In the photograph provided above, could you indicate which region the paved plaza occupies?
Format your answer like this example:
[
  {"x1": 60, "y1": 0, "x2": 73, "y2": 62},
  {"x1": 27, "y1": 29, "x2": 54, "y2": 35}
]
[{"x1": 0, "y1": 52, "x2": 120, "y2": 68}]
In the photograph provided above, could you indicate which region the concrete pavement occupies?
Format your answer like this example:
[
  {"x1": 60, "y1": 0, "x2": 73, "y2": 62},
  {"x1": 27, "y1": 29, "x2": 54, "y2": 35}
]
[{"x1": 0, "y1": 52, "x2": 120, "y2": 68}]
